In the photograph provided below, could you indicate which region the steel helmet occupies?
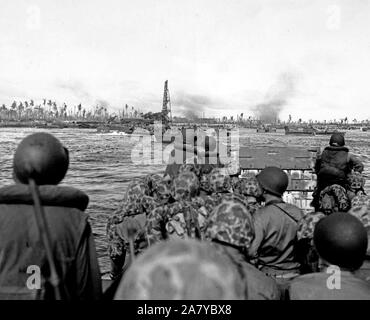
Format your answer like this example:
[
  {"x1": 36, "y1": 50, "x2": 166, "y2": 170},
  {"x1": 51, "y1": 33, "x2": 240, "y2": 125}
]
[
  {"x1": 13, "y1": 132, "x2": 69, "y2": 185},
  {"x1": 329, "y1": 133, "x2": 345, "y2": 147},
  {"x1": 313, "y1": 212, "x2": 368, "y2": 270},
  {"x1": 114, "y1": 239, "x2": 245, "y2": 300},
  {"x1": 256, "y1": 167, "x2": 289, "y2": 197}
]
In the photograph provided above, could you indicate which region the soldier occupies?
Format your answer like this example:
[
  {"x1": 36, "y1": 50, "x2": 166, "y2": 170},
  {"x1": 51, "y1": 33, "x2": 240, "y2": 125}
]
[
  {"x1": 318, "y1": 184, "x2": 350, "y2": 215},
  {"x1": 312, "y1": 133, "x2": 364, "y2": 210},
  {"x1": 106, "y1": 174, "x2": 172, "y2": 279},
  {"x1": 348, "y1": 195, "x2": 370, "y2": 282},
  {"x1": 114, "y1": 239, "x2": 245, "y2": 300},
  {"x1": 205, "y1": 199, "x2": 281, "y2": 300},
  {"x1": 146, "y1": 171, "x2": 210, "y2": 245},
  {"x1": 248, "y1": 167, "x2": 303, "y2": 287},
  {"x1": 347, "y1": 171, "x2": 366, "y2": 201},
  {"x1": 296, "y1": 211, "x2": 326, "y2": 273},
  {"x1": 289, "y1": 213, "x2": 370, "y2": 299},
  {"x1": 164, "y1": 131, "x2": 222, "y2": 179},
  {"x1": 234, "y1": 172, "x2": 264, "y2": 215},
  {"x1": 0, "y1": 133, "x2": 101, "y2": 300}
]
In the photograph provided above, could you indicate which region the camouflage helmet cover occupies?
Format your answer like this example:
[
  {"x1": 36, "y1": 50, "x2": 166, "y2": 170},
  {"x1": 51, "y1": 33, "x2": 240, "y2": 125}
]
[
  {"x1": 114, "y1": 239, "x2": 245, "y2": 300},
  {"x1": 208, "y1": 168, "x2": 231, "y2": 193},
  {"x1": 124, "y1": 178, "x2": 149, "y2": 203},
  {"x1": 347, "y1": 172, "x2": 365, "y2": 191},
  {"x1": 238, "y1": 173, "x2": 263, "y2": 198},
  {"x1": 172, "y1": 171, "x2": 200, "y2": 200},
  {"x1": 205, "y1": 199, "x2": 255, "y2": 250},
  {"x1": 319, "y1": 184, "x2": 350, "y2": 214}
]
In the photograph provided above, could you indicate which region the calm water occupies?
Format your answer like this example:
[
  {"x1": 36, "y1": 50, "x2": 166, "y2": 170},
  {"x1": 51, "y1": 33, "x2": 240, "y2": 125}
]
[{"x1": 1, "y1": 127, "x2": 369, "y2": 273}]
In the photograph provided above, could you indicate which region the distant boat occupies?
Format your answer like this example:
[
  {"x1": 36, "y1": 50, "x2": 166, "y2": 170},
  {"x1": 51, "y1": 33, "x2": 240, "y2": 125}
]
[
  {"x1": 284, "y1": 126, "x2": 316, "y2": 135},
  {"x1": 314, "y1": 129, "x2": 346, "y2": 135},
  {"x1": 361, "y1": 127, "x2": 370, "y2": 132},
  {"x1": 257, "y1": 125, "x2": 277, "y2": 133}
]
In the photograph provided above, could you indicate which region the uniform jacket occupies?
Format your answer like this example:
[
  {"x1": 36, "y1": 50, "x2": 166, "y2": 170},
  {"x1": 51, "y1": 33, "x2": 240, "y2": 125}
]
[
  {"x1": 315, "y1": 146, "x2": 364, "y2": 186},
  {"x1": 0, "y1": 184, "x2": 102, "y2": 300},
  {"x1": 288, "y1": 269, "x2": 370, "y2": 300},
  {"x1": 248, "y1": 197, "x2": 303, "y2": 274},
  {"x1": 215, "y1": 244, "x2": 281, "y2": 300}
]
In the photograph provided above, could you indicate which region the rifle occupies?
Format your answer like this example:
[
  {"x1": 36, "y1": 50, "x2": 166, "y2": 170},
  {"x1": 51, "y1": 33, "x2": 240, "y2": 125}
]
[{"x1": 28, "y1": 178, "x2": 63, "y2": 300}]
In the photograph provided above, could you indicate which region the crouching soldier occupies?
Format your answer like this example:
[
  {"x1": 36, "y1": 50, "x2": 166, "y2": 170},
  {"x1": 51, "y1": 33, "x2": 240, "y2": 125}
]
[
  {"x1": 312, "y1": 133, "x2": 364, "y2": 210},
  {"x1": 146, "y1": 172, "x2": 210, "y2": 245},
  {"x1": 289, "y1": 213, "x2": 370, "y2": 299},
  {"x1": 248, "y1": 167, "x2": 303, "y2": 290},
  {"x1": 0, "y1": 133, "x2": 102, "y2": 300},
  {"x1": 205, "y1": 199, "x2": 281, "y2": 300},
  {"x1": 106, "y1": 174, "x2": 172, "y2": 279}
]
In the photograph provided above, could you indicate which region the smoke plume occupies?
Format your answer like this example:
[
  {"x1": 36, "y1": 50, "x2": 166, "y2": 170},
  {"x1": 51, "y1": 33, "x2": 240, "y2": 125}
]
[
  {"x1": 252, "y1": 72, "x2": 298, "y2": 123},
  {"x1": 174, "y1": 92, "x2": 213, "y2": 119}
]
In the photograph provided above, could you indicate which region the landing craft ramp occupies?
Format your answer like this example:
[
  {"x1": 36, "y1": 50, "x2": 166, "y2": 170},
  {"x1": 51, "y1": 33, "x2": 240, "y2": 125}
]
[{"x1": 239, "y1": 145, "x2": 320, "y2": 211}]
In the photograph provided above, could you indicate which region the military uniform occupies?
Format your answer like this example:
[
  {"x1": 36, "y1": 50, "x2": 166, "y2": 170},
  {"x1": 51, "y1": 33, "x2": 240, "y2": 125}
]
[
  {"x1": 107, "y1": 175, "x2": 171, "y2": 276},
  {"x1": 348, "y1": 197, "x2": 370, "y2": 282},
  {"x1": 146, "y1": 171, "x2": 212, "y2": 245},
  {"x1": 296, "y1": 212, "x2": 326, "y2": 273},
  {"x1": 248, "y1": 196, "x2": 303, "y2": 276},
  {"x1": 318, "y1": 184, "x2": 350, "y2": 214},
  {"x1": 233, "y1": 173, "x2": 263, "y2": 215},
  {"x1": 205, "y1": 199, "x2": 280, "y2": 300},
  {"x1": 288, "y1": 269, "x2": 370, "y2": 300},
  {"x1": 347, "y1": 171, "x2": 366, "y2": 200}
]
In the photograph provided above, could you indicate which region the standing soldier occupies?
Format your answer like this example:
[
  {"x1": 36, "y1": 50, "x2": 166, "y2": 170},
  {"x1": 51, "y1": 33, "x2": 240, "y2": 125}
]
[
  {"x1": 106, "y1": 174, "x2": 172, "y2": 279},
  {"x1": 205, "y1": 199, "x2": 281, "y2": 300},
  {"x1": 248, "y1": 167, "x2": 303, "y2": 290},
  {"x1": 234, "y1": 172, "x2": 264, "y2": 215},
  {"x1": 0, "y1": 133, "x2": 101, "y2": 300},
  {"x1": 146, "y1": 172, "x2": 211, "y2": 244},
  {"x1": 289, "y1": 213, "x2": 370, "y2": 299}
]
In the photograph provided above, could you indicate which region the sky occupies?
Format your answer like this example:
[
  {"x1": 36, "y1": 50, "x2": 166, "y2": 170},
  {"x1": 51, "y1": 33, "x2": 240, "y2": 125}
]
[{"x1": 0, "y1": 0, "x2": 370, "y2": 121}]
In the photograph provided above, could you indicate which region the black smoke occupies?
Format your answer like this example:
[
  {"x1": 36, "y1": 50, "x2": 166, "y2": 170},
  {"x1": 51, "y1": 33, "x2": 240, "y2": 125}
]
[
  {"x1": 252, "y1": 72, "x2": 298, "y2": 123},
  {"x1": 173, "y1": 92, "x2": 214, "y2": 119}
]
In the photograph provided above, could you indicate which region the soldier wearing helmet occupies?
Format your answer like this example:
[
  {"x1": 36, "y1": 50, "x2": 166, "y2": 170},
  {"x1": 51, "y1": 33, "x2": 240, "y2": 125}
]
[
  {"x1": 248, "y1": 167, "x2": 303, "y2": 286},
  {"x1": 318, "y1": 184, "x2": 350, "y2": 215},
  {"x1": 205, "y1": 199, "x2": 281, "y2": 300},
  {"x1": 106, "y1": 174, "x2": 172, "y2": 279},
  {"x1": 145, "y1": 172, "x2": 211, "y2": 245},
  {"x1": 0, "y1": 133, "x2": 101, "y2": 299},
  {"x1": 233, "y1": 172, "x2": 263, "y2": 215},
  {"x1": 114, "y1": 239, "x2": 245, "y2": 300},
  {"x1": 312, "y1": 133, "x2": 364, "y2": 211},
  {"x1": 347, "y1": 171, "x2": 366, "y2": 200},
  {"x1": 348, "y1": 196, "x2": 370, "y2": 282},
  {"x1": 289, "y1": 213, "x2": 370, "y2": 299},
  {"x1": 164, "y1": 130, "x2": 223, "y2": 179}
]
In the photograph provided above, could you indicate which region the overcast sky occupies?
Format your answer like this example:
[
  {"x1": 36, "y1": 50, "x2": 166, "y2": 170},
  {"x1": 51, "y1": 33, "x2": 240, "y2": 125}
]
[{"x1": 0, "y1": 0, "x2": 369, "y2": 121}]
